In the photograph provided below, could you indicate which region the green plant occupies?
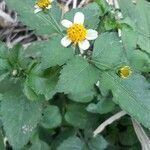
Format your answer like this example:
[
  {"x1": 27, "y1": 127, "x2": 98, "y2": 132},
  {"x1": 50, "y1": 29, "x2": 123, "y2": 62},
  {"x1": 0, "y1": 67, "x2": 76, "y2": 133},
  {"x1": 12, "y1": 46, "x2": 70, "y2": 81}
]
[{"x1": 0, "y1": 0, "x2": 149, "y2": 149}]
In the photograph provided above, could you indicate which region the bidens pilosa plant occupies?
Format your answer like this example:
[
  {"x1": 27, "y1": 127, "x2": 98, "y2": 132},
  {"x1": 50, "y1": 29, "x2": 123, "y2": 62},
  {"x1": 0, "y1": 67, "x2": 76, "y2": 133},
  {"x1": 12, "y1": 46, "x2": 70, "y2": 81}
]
[{"x1": 0, "y1": 0, "x2": 149, "y2": 149}]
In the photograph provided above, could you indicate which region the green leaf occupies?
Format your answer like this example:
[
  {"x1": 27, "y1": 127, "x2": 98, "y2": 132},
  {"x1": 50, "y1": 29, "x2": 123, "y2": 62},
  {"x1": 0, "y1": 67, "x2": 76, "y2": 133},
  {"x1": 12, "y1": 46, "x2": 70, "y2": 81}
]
[
  {"x1": 40, "y1": 105, "x2": 62, "y2": 129},
  {"x1": 1, "y1": 93, "x2": 42, "y2": 149},
  {"x1": 0, "y1": 59, "x2": 9, "y2": 70},
  {"x1": 104, "y1": 15, "x2": 119, "y2": 31},
  {"x1": 0, "y1": 131, "x2": 5, "y2": 150},
  {"x1": 27, "y1": 65, "x2": 59, "y2": 100},
  {"x1": 87, "y1": 98, "x2": 115, "y2": 114},
  {"x1": 119, "y1": 126, "x2": 138, "y2": 146},
  {"x1": 130, "y1": 50, "x2": 150, "y2": 72},
  {"x1": 118, "y1": 0, "x2": 150, "y2": 53},
  {"x1": 92, "y1": 32, "x2": 125, "y2": 70},
  {"x1": 40, "y1": 36, "x2": 74, "y2": 69},
  {"x1": 30, "y1": 140, "x2": 50, "y2": 150},
  {"x1": 0, "y1": 42, "x2": 11, "y2": 76},
  {"x1": 5, "y1": 1, "x2": 62, "y2": 34},
  {"x1": 57, "y1": 136, "x2": 84, "y2": 150},
  {"x1": 51, "y1": 128, "x2": 75, "y2": 149},
  {"x1": 121, "y1": 27, "x2": 137, "y2": 55},
  {"x1": 68, "y1": 90, "x2": 96, "y2": 103},
  {"x1": 121, "y1": 28, "x2": 150, "y2": 72},
  {"x1": 57, "y1": 56, "x2": 99, "y2": 103},
  {"x1": 65, "y1": 103, "x2": 99, "y2": 129},
  {"x1": 84, "y1": 135, "x2": 108, "y2": 150},
  {"x1": 23, "y1": 80, "x2": 39, "y2": 101},
  {"x1": 95, "y1": 0, "x2": 109, "y2": 16},
  {"x1": 100, "y1": 71, "x2": 150, "y2": 130},
  {"x1": 0, "y1": 42, "x2": 8, "y2": 59},
  {"x1": 64, "y1": 2, "x2": 100, "y2": 29},
  {"x1": 0, "y1": 72, "x2": 9, "y2": 82}
]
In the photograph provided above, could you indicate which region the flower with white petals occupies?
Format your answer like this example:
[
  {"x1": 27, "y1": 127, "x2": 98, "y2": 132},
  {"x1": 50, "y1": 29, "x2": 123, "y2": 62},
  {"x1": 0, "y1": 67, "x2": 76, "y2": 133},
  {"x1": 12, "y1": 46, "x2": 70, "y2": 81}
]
[
  {"x1": 34, "y1": 0, "x2": 53, "y2": 14},
  {"x1": 61, "y1": 12, "x2": 98, "y2": 53}
]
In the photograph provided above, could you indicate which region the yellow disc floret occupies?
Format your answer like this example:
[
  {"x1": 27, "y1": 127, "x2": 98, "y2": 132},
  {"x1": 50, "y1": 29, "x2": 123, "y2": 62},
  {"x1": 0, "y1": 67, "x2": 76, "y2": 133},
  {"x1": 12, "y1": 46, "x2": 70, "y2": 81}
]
[
  {"x1": 67, "y1": 23, "x2": 87, "y2": 43},
  {"x1": 36, "y1": 0, "x2": 50, "y2": 8},
  {"x1": 118, "y1": 66, "x2": 131, "y2": 78}
]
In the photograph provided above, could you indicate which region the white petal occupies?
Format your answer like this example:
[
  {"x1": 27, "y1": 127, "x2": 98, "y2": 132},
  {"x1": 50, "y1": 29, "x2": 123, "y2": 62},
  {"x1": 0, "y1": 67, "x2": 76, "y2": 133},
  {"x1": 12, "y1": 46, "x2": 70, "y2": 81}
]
[
  {"x1": 61, "y1": 19, "x2": 73, "y2": 28},
  {"x1": 61, "y1": 36, "x2": 72, "y2": 47},
  {"x1": 46, "y1": 5, "x2": 52, "y2": 9},
  {"x1": 50, "y1": 0, "x2": 54, "y2": 2},
  {"x1": 86, "y1": 29, "x2": 98, "y2": 40},
  {"x1": 34, "y1": 8, "x2": 42, "y2": 14},
  {"x1": 74, "y1": 12, "x2": 84, "y2": 24},
  {"x1": 34, "y1": 5, "x2": 39, "y2": 8},
  {"x1": 78, "y1": 39, "x2": 90, "y2": 50}
]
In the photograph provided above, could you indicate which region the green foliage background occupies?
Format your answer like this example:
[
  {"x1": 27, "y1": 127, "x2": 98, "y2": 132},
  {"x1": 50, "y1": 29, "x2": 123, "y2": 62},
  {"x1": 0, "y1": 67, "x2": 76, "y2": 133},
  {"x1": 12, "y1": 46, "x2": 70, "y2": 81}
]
[{"x1": 0, "y1": 0, "x2": 149, "y2": 149}]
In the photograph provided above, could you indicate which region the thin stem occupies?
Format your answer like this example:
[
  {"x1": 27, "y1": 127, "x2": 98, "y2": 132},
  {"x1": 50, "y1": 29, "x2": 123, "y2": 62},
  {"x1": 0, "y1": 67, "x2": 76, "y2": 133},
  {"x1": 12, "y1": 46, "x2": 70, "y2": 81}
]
[
  {"x1": 73, "y1": 0, "x2": 77, "y2": 9},
  {"x1": 64, "y1": 0, "x2": 73, "y2": 12},
  {"x1": 78, "y1": 0, "x2": 86, "y2": 8}
]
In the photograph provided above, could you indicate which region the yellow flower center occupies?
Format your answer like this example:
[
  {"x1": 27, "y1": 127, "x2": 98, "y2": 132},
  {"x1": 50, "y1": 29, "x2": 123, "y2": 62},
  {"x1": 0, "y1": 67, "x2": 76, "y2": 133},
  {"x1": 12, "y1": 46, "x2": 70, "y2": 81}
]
[
  {"x1": 36, "y1": 0, "x2": 50, "y2": 8},
  {"x1": 67, "y1": 23, "x2": 87, "y2": 43},
  {"x1": 118, "y1": 66, "x2": 131, "y2": 78}
]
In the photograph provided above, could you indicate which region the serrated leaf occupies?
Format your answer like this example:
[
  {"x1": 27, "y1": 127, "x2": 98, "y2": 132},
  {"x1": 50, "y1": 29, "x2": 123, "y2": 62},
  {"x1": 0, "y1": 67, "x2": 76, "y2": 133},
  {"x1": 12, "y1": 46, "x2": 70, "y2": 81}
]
[
  {"x1": 65, "y1": 103, "x2": 99, "y2": 129},
  {"x1": 5, "y1": 1, "x2": 62, "y2": 34},
  {"x1": 57, "y1": 56, "x2": 99, "y2": 102},
  {"x1": 64, "y1": 2, "x2": 100, "y2": 29},
  {"x1": 27, "y1": 65, "x2": 59, "y2": 100},
  {"x1": 121, "y1": 28, "x2": 150, "y2": 73},
  {"x1": 92, "y1": 32, "x2": 125, "y2": 70},
  {"x1": 1, "y1": 93, "x2": 42, "y2": 149},
  {"x1": 40, "y1": 36, "x2": 74, "y2": 69},
  {"x1": 100, "y1": 71, "x2": 150, "y2": 130},
  {"x1": 41, "y1": 105, "x2": 62, "y2": 129},
  {"x1": 57, "y1": 136, "x2": 84, "y2": 150},
  {"x1": 118, "y1": 0, "x2": 150, "y2": 53}
]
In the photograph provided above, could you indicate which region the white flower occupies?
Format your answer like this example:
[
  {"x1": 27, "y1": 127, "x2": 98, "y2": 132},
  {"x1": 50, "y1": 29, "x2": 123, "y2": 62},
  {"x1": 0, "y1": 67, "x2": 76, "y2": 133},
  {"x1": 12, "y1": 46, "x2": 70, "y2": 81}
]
[
  {"x1": 34, "y1": 0, "x2": 53, "y2": 14},
  {"x1": 61, "y1": 12, "x2": 98, "y2": 53}
]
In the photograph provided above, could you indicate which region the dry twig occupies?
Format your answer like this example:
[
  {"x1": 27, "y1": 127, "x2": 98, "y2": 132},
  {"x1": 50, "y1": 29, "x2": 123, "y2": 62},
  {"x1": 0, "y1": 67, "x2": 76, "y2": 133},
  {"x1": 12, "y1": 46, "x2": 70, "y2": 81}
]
[
  {"x1": 132, "y1": 119, "x2": 150, "y2": 150},
  {"x1": 93, "y1": 111, "x2": 127, "y2": 137},
  {"x1": 73, "y1": 0, "x2": 77, "y2": 8}
]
